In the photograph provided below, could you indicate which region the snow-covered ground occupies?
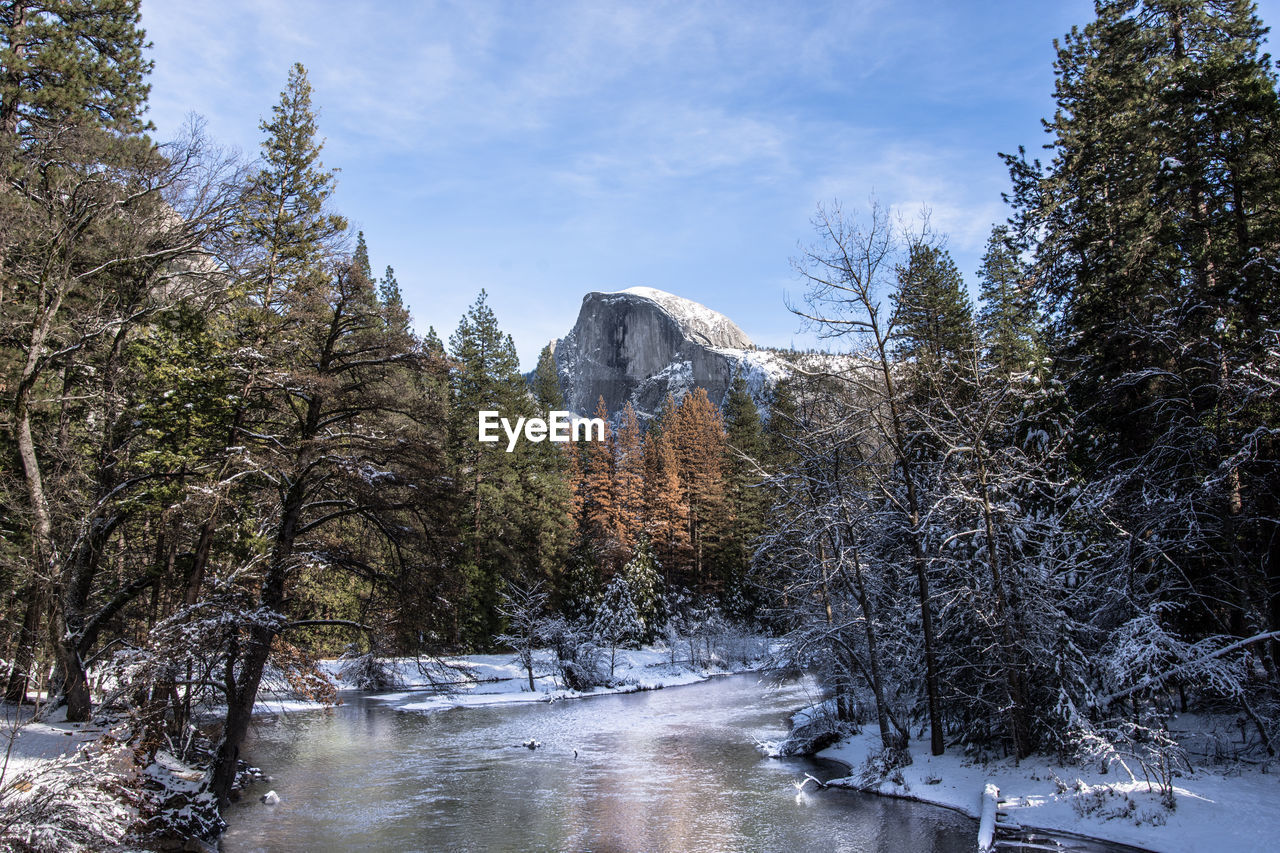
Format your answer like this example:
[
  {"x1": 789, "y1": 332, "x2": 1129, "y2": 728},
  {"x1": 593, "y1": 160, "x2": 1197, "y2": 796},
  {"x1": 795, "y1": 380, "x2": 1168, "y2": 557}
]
[
  {"x1": 1, "y1": 703, "x2": 104, "y2": 780},
  {"x1": 806, "y1": 709, "x2": 1280, "y2": 853},
  {"x1": 220, "y1": 644, "x2": 767, "y2": 719},
  {"x1": 322, "y1": 646, "x2": 760, "y2": 714}
]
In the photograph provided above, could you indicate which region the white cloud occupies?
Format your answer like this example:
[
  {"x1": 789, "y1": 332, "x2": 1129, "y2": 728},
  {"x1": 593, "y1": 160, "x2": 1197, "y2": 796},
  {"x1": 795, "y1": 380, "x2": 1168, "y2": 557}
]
[{"x1": 137, "y1": 0, "x2": 1122, "y2": 366}]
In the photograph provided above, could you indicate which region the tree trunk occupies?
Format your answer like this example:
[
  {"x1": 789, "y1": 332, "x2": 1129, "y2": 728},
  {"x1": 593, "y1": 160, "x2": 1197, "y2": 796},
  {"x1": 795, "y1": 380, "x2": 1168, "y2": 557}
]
[
  {"x1": 52, "y1": 618, "x2": 94, "y2": 722},
  {"x1": 209, "y1": 548, "x2": 289, "y2": 805},
  {"x1": 841, "y1": 543, "x2": 904, "y2": 750},
  {"x1": 870, "y1": 333, "x2": 945, "y2": 755},
  {"x1": 976, "y1": 447, "x2": 1032, "y2": 759},
  {"x1": 210, "y1": 378, "x2": 320, "y2": 803},
  {"x1": 3, "y1": 586, "x2": 43, "y2": 702}
]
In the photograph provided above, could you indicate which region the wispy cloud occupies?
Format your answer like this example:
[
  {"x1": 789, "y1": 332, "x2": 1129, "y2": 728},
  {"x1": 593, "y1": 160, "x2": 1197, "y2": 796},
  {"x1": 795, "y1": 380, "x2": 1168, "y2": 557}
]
[{"x1": 144, "y1": 0, "x2": 1210, "y2": 365}]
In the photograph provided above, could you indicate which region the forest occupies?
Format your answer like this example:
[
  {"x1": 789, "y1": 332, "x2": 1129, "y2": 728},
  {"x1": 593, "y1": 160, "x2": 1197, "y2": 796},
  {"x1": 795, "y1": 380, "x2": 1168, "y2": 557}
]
[{"x1": 2, "y1": 0, "x2": 1280, "y2": 850}]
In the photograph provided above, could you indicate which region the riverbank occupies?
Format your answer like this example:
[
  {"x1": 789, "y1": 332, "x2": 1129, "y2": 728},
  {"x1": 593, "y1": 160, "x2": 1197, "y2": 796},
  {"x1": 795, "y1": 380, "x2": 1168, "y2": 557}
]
[
  {"x1": 809, "y1": 712, "x2": 1280, "y2": 853},
  {"x1": 229, "y1": 643, "x2": 772, "y2": 718},
  {"x1": 342, "y1": 645, "x2": 765, "y2": 713}
]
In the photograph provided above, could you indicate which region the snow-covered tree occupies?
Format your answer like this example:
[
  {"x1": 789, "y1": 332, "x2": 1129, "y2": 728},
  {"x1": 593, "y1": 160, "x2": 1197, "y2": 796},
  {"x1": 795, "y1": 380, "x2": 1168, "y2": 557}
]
[
  {"x1": 620, "y1": 536, "x2": 666, "y2": 641},
  {"x1": 593, "y1": 574, "x2": 644, "y2": 678},
  {"x1": 496, "y1": 581, "x2": 551, "y2": 692}
]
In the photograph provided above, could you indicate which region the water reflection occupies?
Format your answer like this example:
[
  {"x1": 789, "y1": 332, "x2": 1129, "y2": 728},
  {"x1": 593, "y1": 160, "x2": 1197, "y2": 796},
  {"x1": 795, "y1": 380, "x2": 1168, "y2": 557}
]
[{"x1": 221, "y1": 675, "x2": 974, "y2": 852}]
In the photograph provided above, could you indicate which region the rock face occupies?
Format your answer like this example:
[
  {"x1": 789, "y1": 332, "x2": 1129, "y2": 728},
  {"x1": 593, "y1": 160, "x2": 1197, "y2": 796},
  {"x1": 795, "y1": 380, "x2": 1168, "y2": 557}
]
[{"x1": 552, "y1": 287, "x2": 781, "y2": 419}]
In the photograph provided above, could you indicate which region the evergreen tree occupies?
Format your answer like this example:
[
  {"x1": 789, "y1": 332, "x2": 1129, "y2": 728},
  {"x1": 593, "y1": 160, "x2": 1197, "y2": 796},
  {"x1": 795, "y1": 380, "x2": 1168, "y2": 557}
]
[
  {"x1": 892, "y1": 242, "x2": 975, "y2": 368},
  {"x1": 579, "y1": 396, "x2": 624, "y2": 570},
  {"x1": 620, "y1": 535, "x2": 665, "y2": 641},
  {"x1": 614, "y1": 401, "x2": 646, "y2": 553},
  {"x1": 719, "y1": 376, "x2": 770, "y2": 615},
  {"x1": 207, "y1": 63, "x2": 417, "y2": 804},
  {"x1": 669, "y1": 387, "x2": 728, "y2": 593},
  {"x1": 353, "y1": 230, "x2": 372, "y2": 281},
  {"x1": 423, "y1": 324, "x2": 445, "y2": 357},
  {"x1": 378, "y1": 264, "x2": 410, "y2": 335},
  {"x1": 976, "y1": 225, "x2": 1038, "y2": 374},
  {"x1": 0, "y1": 0, "x2": 153, "y2": 135},
  {"x1": 0, "y1": 9, "x2": 229, "y2": 715},
  {"x1": 642, "y1": 401, "x2": 689, "y2": 582},
  {"x1": 448, "y1": 290, "x2": 535, "y2": 645},
  {"x1": 593, "y1": 573, "x2": 643, "y2": 677},
  {"x1": 237, "y1": 62, "x2": 346, "y2": 310},
  {"x1": 530, "y1": 343, "x2": 564, "y2": 410},
  {"x1": 1005, "y1": 0, "x2": 1280, "y2": 664},
  {"x1": 379, "y1": 264, "x2": 405, "y2": 312}
]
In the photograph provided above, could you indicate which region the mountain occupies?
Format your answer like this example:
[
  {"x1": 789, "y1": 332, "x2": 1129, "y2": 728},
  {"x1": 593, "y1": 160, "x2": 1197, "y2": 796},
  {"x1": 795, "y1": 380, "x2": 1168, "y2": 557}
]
[{"x1": 551, "y1": 287, "x2": 788, "y2": 419}]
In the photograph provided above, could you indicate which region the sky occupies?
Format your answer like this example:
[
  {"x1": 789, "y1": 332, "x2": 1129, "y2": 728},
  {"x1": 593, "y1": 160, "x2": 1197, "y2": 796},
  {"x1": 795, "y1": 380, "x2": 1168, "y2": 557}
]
[{"x1": 140, "y1": 0, "x2": 1280, "y2": 368}]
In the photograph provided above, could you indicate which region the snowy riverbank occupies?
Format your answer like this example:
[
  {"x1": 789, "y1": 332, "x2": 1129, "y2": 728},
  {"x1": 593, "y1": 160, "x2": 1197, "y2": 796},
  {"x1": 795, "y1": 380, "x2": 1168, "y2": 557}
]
[
  {"x1": 324, "y1": 645, "x2": 767, "y2": 714},
  {"x1": 1, "y1": 703, "x2": 106, "y2": 780},
  {"x1": 805, "y1": 711, "x2": 1280, "y2": 853}
]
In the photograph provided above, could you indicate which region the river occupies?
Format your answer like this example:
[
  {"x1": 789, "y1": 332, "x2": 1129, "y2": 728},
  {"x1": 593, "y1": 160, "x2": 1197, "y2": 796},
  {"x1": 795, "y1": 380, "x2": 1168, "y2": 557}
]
[{"x1": 220, "y1": 674, "x2": 978, "y2": 852}]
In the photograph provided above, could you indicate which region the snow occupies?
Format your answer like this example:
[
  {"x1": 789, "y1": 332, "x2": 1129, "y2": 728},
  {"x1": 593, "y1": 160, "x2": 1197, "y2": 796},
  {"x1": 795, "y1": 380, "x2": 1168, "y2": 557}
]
[
  {"x1": 714, "y1": 346, "x2": 865, "y2": 408},
  {"x1": 191, "y1": 644, "x2": 770, "y2": 720},
  {"x1": 609, "y1": 286, "x2": 754, "y2": 349},
  {"x1": 814, "y1": 719, "x2": 1280, "y2": 853},
  {"x1": 977, "y1": 782, "x2": 999, "y2": 851},
  {"x1": 0, "y1": 707, "x2": 139, "y2": 852},
  {"x1": 1, "y1": 704, "x2": 102, "y2": 779},
  {"x1": 377, "y1": 646, "x2": 752, "y2": 715},
  {"x1": 723, "y1": 348, "x2": 791, "y2": 402}
]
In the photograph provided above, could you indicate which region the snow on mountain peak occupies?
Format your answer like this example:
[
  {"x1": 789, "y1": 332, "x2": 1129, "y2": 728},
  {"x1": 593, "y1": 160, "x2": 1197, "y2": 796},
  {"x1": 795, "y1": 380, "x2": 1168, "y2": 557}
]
[{"x1": 610, "y1": 286, "x2": 753, "y2": 350}]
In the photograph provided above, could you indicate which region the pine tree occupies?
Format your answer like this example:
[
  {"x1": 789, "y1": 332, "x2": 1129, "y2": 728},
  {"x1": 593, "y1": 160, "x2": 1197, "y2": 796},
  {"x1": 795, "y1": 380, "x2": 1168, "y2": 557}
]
[
  {"x1": 719, "y1": 376, "x2": 769, "y2": 615},
  {"x1": 669, "y1": 388, "x2": 728, "y2": 593},
  {"x1": 0, "y1": 0, "x2": 153, "y2": 135},
  {"x1": 0, "y1": 6, "x2": 226, "y2": 715},
  {"x1": 642, "y1": 399, "x2": 690, "y2": 582},
  {"x1": 614, "y1": 401, "x2": 646, "y2": 553},
  {"x1": 530, "y1": 343, "x2": 563, "y2": 410},
  {"x1": 448, "y1": 290, "x2": 535, "y2": 645},
  {"x1": 620, "y1": 535, "x2": 665, "y2": 641},
  {"x1": 204, "y1": 62, "x2": 459, "y2": 804},
  {"x1": 892, "y1": 243, "x2": 975, "y2": 368},
  {"x1": 353, "y1": 230, "x2": 372, "y2": 280},
  {"x1": 423, "y1": 324, "x2": 445, "y2": 357},
  {"x1": 237, "y1": 63, "x2": 346, "y2": 311},
  {"x1": 976, "y1": 225, "x2": 1038, "y2": 374},
  {"x1": 1005, "y1": 0, "x2": 1280, "y2": 667},
  {"x1": 579, "y1": 396, "x2": 623, "y2": 570},
  {"x1": 593, "y1": 573, "x2": 643, "y2": 677},
  {"x1": 378, "y1": 264, "x2": 410, "y2": 335}
]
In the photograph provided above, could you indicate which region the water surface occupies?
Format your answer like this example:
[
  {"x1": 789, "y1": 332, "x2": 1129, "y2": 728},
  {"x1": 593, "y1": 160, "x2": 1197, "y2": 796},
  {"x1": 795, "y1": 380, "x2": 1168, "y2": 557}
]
[{"x1": 221, "y1": 674, "x2": 976, "y2": 852}]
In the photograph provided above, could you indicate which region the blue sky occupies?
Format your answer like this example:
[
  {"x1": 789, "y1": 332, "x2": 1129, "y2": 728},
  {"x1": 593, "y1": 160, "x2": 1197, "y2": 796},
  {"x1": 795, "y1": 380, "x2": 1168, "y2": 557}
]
[{"x1": 140, "y1": 0, "x2": 1280, "y2": 368}]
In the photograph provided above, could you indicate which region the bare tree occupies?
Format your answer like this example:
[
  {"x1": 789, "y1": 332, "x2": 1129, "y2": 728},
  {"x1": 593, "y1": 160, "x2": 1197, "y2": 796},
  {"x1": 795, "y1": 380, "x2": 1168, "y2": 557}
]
[
  {"x1": 788, "y1": 200, "x2": 946, "y2": 756},
  {"x1": 496, "y1": 581, "x2": 550, "y2": 692}
]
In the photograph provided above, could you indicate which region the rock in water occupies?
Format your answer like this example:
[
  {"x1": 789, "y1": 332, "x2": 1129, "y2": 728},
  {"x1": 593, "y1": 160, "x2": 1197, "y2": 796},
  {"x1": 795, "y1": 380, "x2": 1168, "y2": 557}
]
[{"x1": 552, "y1": 287, "x2": 782, "y2": 420}]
